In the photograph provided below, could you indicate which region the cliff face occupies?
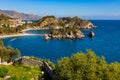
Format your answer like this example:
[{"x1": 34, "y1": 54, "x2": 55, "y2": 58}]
[{"x1": 0, "y1": 9, "x2": 40, "y2": 20}]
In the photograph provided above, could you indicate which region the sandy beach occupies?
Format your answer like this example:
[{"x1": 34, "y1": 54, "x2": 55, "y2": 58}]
[{"x1": 0, "y1": 28, "x2": 45, "y2": 39}]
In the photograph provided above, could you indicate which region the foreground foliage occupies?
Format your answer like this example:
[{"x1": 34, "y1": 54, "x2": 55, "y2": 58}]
[
  {"x1": 54, "y1": 50, "x2": 120, "y2": 80},
  {"x1": 0, "y1": 40, "x2": 20, "y2": 62},
  {"x1": 0, "y1": 65, "x2": 42, "y2": 80}
]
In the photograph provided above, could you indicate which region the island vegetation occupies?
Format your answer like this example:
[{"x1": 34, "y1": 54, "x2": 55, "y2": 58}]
[
  {"x1": 33, "y1": 16, "x2": 94, "y2": 30},
  {"x1": 33, "y1": 16, "x2": 95, "y2": 39}
]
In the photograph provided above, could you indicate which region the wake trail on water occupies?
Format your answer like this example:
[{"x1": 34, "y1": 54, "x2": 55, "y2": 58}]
[{"x1": 9, "y1": 38, "x2": 17, "y2": 42}]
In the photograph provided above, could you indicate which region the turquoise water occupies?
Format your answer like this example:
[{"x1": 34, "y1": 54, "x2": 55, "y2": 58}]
[{"x1": 2, "y1": 20, "x2": 120, "y2": 63}]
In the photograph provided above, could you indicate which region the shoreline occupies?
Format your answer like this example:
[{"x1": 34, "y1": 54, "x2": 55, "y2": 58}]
[
  {"x1": 0, "y1": 33, "x2": 45, "y2": 39},
  {"x1": 0, "y1": 28, "x2": 46, "y2": 39}
]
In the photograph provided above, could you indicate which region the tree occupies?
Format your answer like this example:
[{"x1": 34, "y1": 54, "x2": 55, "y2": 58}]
[
  {"x1": 15, "y1": 49, "x2": 21, "y2": 57},
  {"x1": 0, "y1": 40, "x2": 21, "y2": 62},
  {"x1": 0, "y1": 67, "x2": 8, "y2": 78},
  {"x1": 54, "y1": 57, "x2": 72, "y2": 80},
  {"x1": 54, "y1": 50, "x2": 120, "y2": 80}
]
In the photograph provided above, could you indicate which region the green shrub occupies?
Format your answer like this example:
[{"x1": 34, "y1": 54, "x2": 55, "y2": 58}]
[
  {"x1": 54, "y1": 50, "x2": 120, "y2": 80},
  {"x1": 8, "y1": 76, "x2": 18, "y2": 80},
  {"x1": 0, "y1": 67, "x2": 8, "y2": 78}
]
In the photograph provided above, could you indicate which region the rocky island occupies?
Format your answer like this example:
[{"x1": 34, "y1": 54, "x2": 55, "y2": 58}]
[
  {"x1": 48, "y1": 27, "x2": 85, "y2": 39},
  {"x1": 33, "y1": 16, "x2": 95, "y2": 40}
]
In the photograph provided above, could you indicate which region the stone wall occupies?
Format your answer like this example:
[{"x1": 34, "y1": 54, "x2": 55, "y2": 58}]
[
  {"x1": 14, "y1": 57, "x2": 54, "y2": 80},
  {"x1": 14, "y1": 57, "x2": 43, "y2": 67},
  {"x1": 21, "y1": 58, "x2": 43, "y2": 67},
  {"x1": 43, "y1": 62, "x2": 54, "y2": 80}
]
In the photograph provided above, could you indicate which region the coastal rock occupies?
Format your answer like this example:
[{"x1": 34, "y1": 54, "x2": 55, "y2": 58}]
[
  {"x1": 88, "y1": 31, "x2": 95, "y2": 37},
  {"x1": 44, "y1": 34, "x2": 51, "y2": 40},
  {"x1": 76, "y1": 31, "x2": 85, "y2": 39},
  {"x1": 49, "y1": 30, "x2": 84, "y2": 39},
  {"x1": 80, "y1": 22, "x2": 95, "y2": 29}
]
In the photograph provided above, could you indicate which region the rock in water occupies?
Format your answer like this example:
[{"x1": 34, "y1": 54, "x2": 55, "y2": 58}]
[
  {"x1": 44, "y1": 34, "x2": 50, "y2": 40},
  {"x1": 88, "y1": 31, "x2": 95, "y2": 37}
]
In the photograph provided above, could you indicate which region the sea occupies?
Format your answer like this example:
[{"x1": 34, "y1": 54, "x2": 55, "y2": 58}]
[{"x1": 2, "y1": 20, "x2": 120, "y2": 63}]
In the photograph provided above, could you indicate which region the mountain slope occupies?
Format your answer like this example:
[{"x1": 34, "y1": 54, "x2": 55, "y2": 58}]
[{"x1": 0, "y1": 9, "x2": 40, "y2": 20}]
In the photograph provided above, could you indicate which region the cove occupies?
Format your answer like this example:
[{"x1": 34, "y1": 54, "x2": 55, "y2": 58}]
[{"x1": 2, "y1": 20, "x2": 120, "y2": 63}]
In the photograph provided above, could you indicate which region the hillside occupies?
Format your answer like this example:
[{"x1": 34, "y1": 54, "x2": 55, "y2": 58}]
[
  {"x1": 34, "y1": 16, "x2": 95, "y2": 39},
  {"x1": 35, "y1": 16, "x2": 95, "y2": 29},
  {"x1": 0, "y1": 14, "x2": 13, "y2": 25},
  {"x1": 0, "y1": 14, "x2": 24, "y2": 28},
  {"x1": 0, "y1": 9, "x2": 40, "y2": 20}
]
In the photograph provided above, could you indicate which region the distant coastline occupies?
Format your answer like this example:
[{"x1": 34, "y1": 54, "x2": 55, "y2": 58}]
[{"x1": 0, "y1": 14, "x2": 95, "y2": 40}]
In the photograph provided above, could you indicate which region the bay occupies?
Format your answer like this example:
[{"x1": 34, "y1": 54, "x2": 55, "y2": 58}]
[{"x1": 2, "y1": 20, "x2": 120, "y2": 63}]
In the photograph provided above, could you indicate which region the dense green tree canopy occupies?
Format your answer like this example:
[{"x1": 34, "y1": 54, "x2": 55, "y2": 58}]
[
  {"x1": 0, "y1": 40, "x2": 21, "y2": 62},
  {"x1": 54, "y1": 50, "x2": 120, "y2": 80}
]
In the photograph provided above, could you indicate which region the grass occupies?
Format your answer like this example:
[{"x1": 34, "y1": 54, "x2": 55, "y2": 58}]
[{"x1": 0, "y1": 64, "x2": 42, "y2": 80}]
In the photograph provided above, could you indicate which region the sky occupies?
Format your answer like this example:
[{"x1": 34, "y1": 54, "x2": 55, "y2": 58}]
[{"x1": 0, "y1": 0, "x2": 120, "y2": 19}]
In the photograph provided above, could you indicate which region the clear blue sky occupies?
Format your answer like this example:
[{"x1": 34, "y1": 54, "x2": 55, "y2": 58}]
[{"x1": 0, "y1": 0, "x2": 120, "y2": 19}]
